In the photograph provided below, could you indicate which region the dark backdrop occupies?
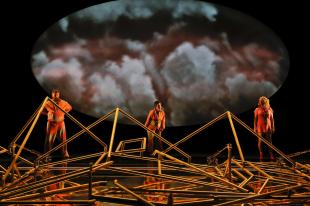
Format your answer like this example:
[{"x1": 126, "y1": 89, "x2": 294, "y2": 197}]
[{"x1": 0, "y1": 0, "x2": 308, "y2": 161}]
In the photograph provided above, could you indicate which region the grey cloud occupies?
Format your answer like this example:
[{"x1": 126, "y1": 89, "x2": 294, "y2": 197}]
[
  {"x1": 89, "y1": 74, "x2": 126, "y2": 115},
  {"x1": 32, "y1": 51, "x2": 49, "y2": 68},
  {"x1": 225, "y1": 73, "x2": 277, "y2": 110},
  {"x1": 32, "y1": 22, "x2": 287, "y2": 126},
  {"x1": 173, "y1": 0, "x2": 217, "y2": 21},
  {"x1": 163, "y1": 42, "x2": 217, "y2": 87},
  {"x1": 162, "y1": 42, "x2": 220, "y2": 125},
  {"x1": 49, "y1": 42, "x2": 93, "y2": 61},
  {"x1": 142, "y1": 54, "x2": 166, "y2": 98},
  {"x1": 126, "y1": 40, "x2": 146, "y2": 52},
  {"x1": 59, "y1": 18, "x2": 69, "y2": 32},
  {"x1": 72, "y1": 0, "x2": 217, "y2": 23}
]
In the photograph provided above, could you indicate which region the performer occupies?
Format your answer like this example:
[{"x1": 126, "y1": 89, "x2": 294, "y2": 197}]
[
  {"x1": 43, "y1": 89, "x2": 72, "y2": 159},
  {"x1": 254, "y1": 96, "x2": 275, "y2": 161},
  {"x1": 145, "y1": 100, "x2": 166, "y2": 154}
]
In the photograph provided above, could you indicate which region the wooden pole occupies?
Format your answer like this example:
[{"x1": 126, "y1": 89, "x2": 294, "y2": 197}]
[
  {"x1": 114, "y1": 179, "x2": 156, "y2": 206},
  {"x1": 2, "y1": 97, "x2": 48, "y2": 184},
  {"x1": 227, "y1": 112, "x2": 245, "y2": 162},
  {"x1": 153, "y1": 150, "x2": 248, "y2": 192},
  {"x1": 107, "y1": 108, "x2": 119, "y2": 161}
]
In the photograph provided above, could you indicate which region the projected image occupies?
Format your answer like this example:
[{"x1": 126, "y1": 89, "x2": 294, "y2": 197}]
[{"x1": 32, "y1": 0, "x2": 289, "y2": 126}]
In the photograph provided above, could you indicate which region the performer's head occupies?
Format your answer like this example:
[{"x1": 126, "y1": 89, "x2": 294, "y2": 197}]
[
  {"x1": 154, "y1": 100, "x2": 162, "y2": 111},
  {"x1": 258, "y1": 96, "x2": 270, "y2": 108},
  {"x1": 51, "y1": 89, "x2": 60, "y2": 100}
]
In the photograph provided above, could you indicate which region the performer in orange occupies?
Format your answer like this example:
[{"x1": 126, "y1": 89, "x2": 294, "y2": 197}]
[
  {"x1": 254, "y1": 96, "x2": 275, "y2": 161},
  {"x1": 44, "y1": 89, "x2": 72, "y2": 159},
  {"x1": 145, "y1": 100, "x2": 166, "y2": 154}
]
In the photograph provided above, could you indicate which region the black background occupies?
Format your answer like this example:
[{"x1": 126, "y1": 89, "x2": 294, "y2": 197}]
[{"x1": 0, "y1": 0, "x2": 308, "y2": 161}]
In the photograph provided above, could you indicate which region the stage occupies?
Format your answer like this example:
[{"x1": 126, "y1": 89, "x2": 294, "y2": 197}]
[{"x1": 0, "y1": 104, "x2": 309, "y2": 205}]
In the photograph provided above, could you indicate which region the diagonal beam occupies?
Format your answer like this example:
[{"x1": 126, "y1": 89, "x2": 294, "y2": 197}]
[
  {"x1": 214, "y1": 184, "x2": 304, "y2": 206},
  {"x1": 2, "y1": 97, "x2": 48, "y2": 184},
  {"x1": 107, "y1": 108, "x2": 119, "y2": 161},
  {"x1": 230, "y1": 113, "x2": 294, "y2": 165},
  {"x1": 227, "y1": 112, "x2": 245, "y2": 162},
  {"x1": 119, "y1": 108, "x2": 191, "y2": 162},
  {"x1": 153, "y1": 150, "x2": 248, "y2": 192},
  {"x1": 163, "y1": 112, "x2": 227, "y2": 154},
  {"x1": 37, "y1": 107, "x2": 115, "y2": 161},
  {"x1": 114, "y1": 179, "x2": 155, "y2": 206}
]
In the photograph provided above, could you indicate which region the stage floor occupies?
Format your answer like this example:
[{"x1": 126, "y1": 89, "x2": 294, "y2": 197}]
[{"x1": 1, "y1": 152, "x2": 309, "y2": 206}]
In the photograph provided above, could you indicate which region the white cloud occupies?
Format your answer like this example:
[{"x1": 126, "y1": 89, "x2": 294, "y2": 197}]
[
  {"x1": 88, "y1": 55, "x2": 156, "y2": 119},
  {"x1": 89, "y1": 74, "x2": 126, "y2": 115},
  {"x1": 36, "y1": 58, "x2": 85, "y2": 102}
]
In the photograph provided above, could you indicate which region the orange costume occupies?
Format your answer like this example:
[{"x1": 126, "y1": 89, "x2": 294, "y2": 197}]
[
  {"x1": 254, "y1": 97, "x2": 275, "y2": 161},
  {"x1": 145, "y1": 108, "x2": 166, "y2": 154},
  {"x1": 254, "y1": 107, "x2": 274, "y2": 133},
  {"x1": 44, "y1": 99, "x2": 72, "y2": 158}
]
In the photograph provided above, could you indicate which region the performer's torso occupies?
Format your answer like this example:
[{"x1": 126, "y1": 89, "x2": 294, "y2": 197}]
[
  {"x1": 46, "y1": 100, "x2": 71, "y2": 122},
  {"x1": 147, "y1": 109, "x2": 165, "y2": 132},
  {"x1": 255, "y1": 107, "x2": 273, "y2": 133}
]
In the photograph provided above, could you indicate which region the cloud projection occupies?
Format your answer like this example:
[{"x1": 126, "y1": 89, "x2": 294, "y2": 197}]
[{"x1": 32, "y1": 0, "x2": 289, "y2": 126}]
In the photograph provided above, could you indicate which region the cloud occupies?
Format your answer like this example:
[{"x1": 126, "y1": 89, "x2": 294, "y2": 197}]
[
  {"x1": 49, "y1": 41, "x2": 93, "y2": 61},
  {"x1": 157, "y1": 41, "x2": 280, "y2": 125},
  {"x1": 161, "y1": 42, "x2": 221, "y2": 125},
  {"x1": 163, "y1": 42, "x2": 217, "y2": 88},
  {"x1": 59, "y1": 17, "x2": 69, "y2": 32},
  {"x1": 103, "y1": 56, "x2": 156, "y2": 117},
  {"x1": 35, "y1": 58, "x2": 85, "y2": 105},
  {"x1": 173, "y1": 0, "x2": 217, "y2": 21},
  {"x1": 126, "y1": 39, "x2": 146, "y2": 52},
  {"x1": 74, "y1": 1, "x2": 127, "y2": 23},
  {"x1": 225, "y1": 73, "x2": 277, "y2": 110},
  {"x1": 82, "y1": 55, "x2": 157, "y2": 120},
  {"x1": 32, "y1": 51, "x2": 49, "y2": 68},
  {"x1": 142, "y1": 53, "x2": 166, "y2": 98},
  {"x1": 32, "y1": 33, "x2": 287, "y2": 126},
  {"x1": 88, "y1": 74, "x2": 126, "y2": 115},
  {"x1": 230, "y1": 43, "x2": 283, "y2": 85},
  {"x1": 71, "y1": 0, "x2": 217, "y2": 23},
  {"x1": 32, "y1": 3, "x2": 289, "y2": 126}
]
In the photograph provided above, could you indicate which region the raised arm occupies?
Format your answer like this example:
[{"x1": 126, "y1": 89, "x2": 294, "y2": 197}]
[
  {"x1": 63, "y1": 101, "x2": 72, "y2": 112},
  {"x1": 44, "y1": 101, "x2": 55, "y2": 113}
]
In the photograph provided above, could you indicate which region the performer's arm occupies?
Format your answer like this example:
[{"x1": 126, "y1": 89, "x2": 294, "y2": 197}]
[
  {"x1": 271, "y1": 110, "x2": 275, "y2": 133},
  {"x1": 145, "y1": 110, "x2": 152, "y2": 127},
  {"x1": 254, "y1": 109, "x2": 257, "y2": 133},
  {"x1": 63, "y1": 101, "x2": 72, "y2": 112},
  {"x1": 161, "y1": 113, "x2": 166, "y2": 132},
  {"x1": 44, "y1": 101, "x2": 54, "y2": 113}
]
